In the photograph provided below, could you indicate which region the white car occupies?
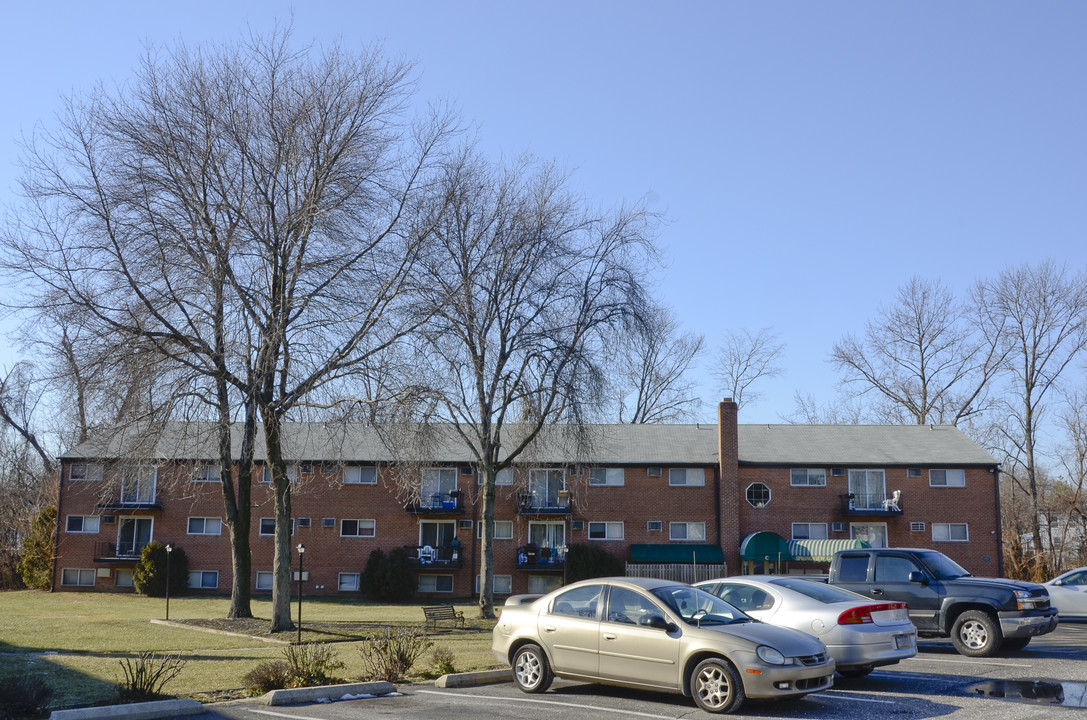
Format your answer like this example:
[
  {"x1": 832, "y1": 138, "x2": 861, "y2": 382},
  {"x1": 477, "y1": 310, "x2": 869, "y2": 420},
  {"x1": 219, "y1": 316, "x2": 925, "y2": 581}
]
[{"x1": 1044, "y1": 567, "x2": 1087, "y2": 620}]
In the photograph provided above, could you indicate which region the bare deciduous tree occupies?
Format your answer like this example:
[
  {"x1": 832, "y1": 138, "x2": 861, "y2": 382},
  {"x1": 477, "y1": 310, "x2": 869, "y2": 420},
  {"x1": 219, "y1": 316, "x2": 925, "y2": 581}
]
[
  {"x1": 711, "y1": 328, "x2": 784, "y2": 411},
  {"x1": 612, "y1": 306, "x2": 704, "y2": 423}
]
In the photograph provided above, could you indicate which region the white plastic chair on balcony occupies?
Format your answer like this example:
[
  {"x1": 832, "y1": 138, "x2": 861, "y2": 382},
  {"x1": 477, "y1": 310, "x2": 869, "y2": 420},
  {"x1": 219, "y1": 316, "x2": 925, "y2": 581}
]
[
  {"x1": 882, "y1": 489, "x2": 901, "y2": 511},
  {"x1": 418, "y1": 545, "x2": 435, "y2": 563}
]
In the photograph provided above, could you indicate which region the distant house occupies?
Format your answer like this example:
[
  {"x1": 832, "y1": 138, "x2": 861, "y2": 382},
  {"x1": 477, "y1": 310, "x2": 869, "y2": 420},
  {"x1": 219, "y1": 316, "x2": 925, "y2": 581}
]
[{"x1": 53, "y1": 400, "x2": 1002, "y2": 596}]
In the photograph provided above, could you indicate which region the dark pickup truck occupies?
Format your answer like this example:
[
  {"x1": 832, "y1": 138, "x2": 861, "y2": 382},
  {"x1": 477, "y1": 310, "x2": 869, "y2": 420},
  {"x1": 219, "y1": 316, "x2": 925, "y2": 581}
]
[{"x1": 827, "y1": 547, "x2": 1058, "y2": 656}]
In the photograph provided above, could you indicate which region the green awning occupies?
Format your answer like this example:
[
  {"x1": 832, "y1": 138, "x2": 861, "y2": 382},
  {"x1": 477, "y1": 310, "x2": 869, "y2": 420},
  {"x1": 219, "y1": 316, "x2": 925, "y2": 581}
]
[
  {"x1": 739, "y1": 531, "x2": 790, "y2": 562},
  {"x1": 787, "y1": 538, "x2": 870, "y2": 562},
  {"x1": 629, "y1": 544, "x2": 725, "y2": 563}
]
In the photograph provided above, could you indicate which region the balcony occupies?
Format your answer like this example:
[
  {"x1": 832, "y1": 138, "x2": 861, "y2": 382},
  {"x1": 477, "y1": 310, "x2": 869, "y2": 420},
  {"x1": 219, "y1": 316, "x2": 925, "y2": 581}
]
[
  {"x1": 517, "y1": 491, "x2": 572, "y2": 516},
  {"x1": 94, "y1": 541, "x2": 148, "y2": 562},
  {"x1": 405, "y1": 491, "x2": 465, "y2": 515},
  {"x1": 839, "y1": 493, "x2": 903, "y2": 517},
  {"x1": 97, "y1": 500, "x2": 163, "y2": 511},
  {"x1": 404, "y1": 544, "x2": 464, "y2": 570},
  {"x1": 516, "y1": 545, "x2": 566, "y2": 572}
]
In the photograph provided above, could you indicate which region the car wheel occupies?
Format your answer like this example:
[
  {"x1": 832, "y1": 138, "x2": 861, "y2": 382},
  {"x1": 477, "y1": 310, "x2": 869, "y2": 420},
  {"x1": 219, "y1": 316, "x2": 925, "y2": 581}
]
[
  {"x1": 837, "y1": 665, "x2": 874, "y2": 678},
  {"x1": 512, "y1": 643, "x2": 553, "y2": 693},
  {"x1": 690, "y1": 657, "x2": 745, "y2": 714},
  {"x1": 1003, "y1": 637, "x2": 1031, "y2": 652},
  {"x1": 951, "y1": 610, "x2": 1003, "y2": 657}
]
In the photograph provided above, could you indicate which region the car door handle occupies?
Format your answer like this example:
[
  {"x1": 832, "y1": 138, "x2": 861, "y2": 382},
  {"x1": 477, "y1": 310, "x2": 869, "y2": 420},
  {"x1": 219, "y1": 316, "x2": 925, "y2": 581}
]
[
  {"x1": 871, "y1": 588, "x2": 884, "y2": 596},
  {"x1": 602, "y1": 633, "x2": 617, "y2": 640},
  {"x1": 543, "y1": 625, "x2": 556, "y2": 633}
]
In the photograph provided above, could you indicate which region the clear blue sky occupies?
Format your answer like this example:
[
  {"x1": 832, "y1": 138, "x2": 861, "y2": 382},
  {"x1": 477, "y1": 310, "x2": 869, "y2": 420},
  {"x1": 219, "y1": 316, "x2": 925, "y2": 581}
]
[{"x1": 2, "y1": 1, "x2": 1085, "y2": 424}]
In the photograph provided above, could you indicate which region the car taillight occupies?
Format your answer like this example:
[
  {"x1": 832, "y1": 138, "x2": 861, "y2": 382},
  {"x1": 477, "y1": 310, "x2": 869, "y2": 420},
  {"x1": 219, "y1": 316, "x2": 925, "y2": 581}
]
[{"x1": 838, "y1": 602, "x2": 907, "y2": 625}]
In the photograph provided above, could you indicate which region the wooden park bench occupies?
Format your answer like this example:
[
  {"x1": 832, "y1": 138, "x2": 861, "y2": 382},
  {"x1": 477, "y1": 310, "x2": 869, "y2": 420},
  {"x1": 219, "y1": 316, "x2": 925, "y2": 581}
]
[{"x1": 422, "y1": 604, "x2": 465, "y2": 629}]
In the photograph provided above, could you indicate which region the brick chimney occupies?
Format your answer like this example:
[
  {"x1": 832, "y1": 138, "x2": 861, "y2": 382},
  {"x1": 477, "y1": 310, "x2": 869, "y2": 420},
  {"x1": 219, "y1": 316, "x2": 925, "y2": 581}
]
[{"x1": 718, "y1": 398, "x2": 741, "y2": 573}]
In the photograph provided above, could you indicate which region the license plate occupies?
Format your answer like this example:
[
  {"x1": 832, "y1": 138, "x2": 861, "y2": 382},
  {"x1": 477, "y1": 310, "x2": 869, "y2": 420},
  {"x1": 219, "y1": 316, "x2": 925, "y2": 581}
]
[{"x1": 894, "y1": 634, "x2": 914, "y2": 649}]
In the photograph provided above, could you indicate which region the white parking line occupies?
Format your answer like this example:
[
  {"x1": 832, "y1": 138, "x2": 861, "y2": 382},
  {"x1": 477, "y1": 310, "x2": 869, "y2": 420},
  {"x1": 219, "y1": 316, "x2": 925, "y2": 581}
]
[
  {"x1": 818, "y1": 692, "x2": 897, "y2": 705},
  {"x1": 246, "y1": 710, "x2": 327, "y2": 720},
  {"x1": 417, "y1": 690, "x2": 681, "y2": 719}
]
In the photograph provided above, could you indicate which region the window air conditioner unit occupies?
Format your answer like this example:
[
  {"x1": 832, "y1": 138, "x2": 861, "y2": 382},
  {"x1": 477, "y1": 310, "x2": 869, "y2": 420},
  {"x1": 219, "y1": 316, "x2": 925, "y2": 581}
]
[
  {"x1": 647, "y1": 467, "x2": 662, "y2": 478},
  {"x1": 830, "y1": 468, "x2": 844, "y2": 477},
  {"x1": 911, "y1": 522, "x2": 926, "y2": 532},
  {"x1": 570, "y1": 520, "x2": 584, "y2": 531},
  {"x1": 102, "y1": 515, "x2": 116, "y2": 525},
  {"x1": 832, "y1": 522, "x2": 846, "y2": 532},
  {"x1": 297, "y1": 517, "x2": 311, "y2": 528},
  {"x1": 321, "y1": 517, "x2": 335, "y2": 528},
  {"x1": 907, "y1": 468, "x2": 922, "y2": 478},
  {"x1": 458, "y1": 519, "x2": 473, "y2": 530},
  {"x1": 460, "y1": 466, "x2": 473, "y2": 475}
]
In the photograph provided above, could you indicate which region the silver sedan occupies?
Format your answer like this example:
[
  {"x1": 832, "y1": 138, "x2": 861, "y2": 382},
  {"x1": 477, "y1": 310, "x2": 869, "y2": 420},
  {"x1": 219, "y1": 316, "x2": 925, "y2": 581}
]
[
  {"x1": 493, "y1": 576, "x2": 835, "y2": 714},
  {"x1": 695, "y1": 575, "x2": 917, "y2": 678},
  {"x1": 1044, "y1": 567, "x2": 1087, "y2": 619}
]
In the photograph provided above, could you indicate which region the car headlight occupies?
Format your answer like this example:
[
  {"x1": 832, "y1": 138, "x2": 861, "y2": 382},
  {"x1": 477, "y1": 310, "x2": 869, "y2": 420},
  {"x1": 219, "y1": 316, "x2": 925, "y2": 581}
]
[{"x1": 756, "y1": 645, "x2": 789, "y2": 665}]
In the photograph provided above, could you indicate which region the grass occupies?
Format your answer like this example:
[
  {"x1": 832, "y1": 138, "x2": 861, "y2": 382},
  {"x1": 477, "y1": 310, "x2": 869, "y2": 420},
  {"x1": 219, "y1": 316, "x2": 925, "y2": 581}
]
[{"x1": 0, "y1": 590, "x2": 501, "y2": 711}]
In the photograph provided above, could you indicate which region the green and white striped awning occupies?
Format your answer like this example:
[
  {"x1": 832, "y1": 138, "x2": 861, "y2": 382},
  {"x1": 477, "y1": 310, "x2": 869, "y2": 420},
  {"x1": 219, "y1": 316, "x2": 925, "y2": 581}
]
[{"x1": 787, "y1": 538, "x2": 870, "y2": 563}]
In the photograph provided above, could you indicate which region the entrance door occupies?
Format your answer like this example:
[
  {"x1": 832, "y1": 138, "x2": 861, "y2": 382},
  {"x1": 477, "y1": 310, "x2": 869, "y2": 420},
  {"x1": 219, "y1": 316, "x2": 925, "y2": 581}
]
[
  {"x1": 848, "y1": 469, "x2": 886, "y2": 510},
  {"x1": 118, "y1": 517, "x2": 153, "y2": 557}
]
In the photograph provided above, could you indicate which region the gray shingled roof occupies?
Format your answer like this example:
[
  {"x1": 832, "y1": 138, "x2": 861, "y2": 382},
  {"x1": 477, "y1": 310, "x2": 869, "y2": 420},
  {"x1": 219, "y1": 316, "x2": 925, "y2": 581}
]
[{"x1": 60, "y1": 421, "x2": 996, "y2": 467}]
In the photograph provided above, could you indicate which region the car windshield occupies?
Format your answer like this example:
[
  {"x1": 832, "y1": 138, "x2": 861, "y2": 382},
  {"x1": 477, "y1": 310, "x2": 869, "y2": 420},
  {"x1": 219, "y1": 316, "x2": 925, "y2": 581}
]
[
  {"x1": 651, "y1": 585, "x2": 751, "y2": 626},
  {"x1": 918, "y1": 552, "x2": 972, "y2": 580},
  {"x1": 768, "y1": 577, "x2": 869, "y2": 603}
]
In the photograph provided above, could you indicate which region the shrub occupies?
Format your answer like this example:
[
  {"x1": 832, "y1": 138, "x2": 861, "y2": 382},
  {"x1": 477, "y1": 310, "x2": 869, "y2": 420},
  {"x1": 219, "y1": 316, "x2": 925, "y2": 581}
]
[
  {"x1": 16, "y1": 505, "x2": 56, "y2": 590},
  {"x1": 358, "y1": 626, "x2": 432, "y2": 682},
  {"x1": 242, "y1": 660, "x2": 292, "y2": 694},
  {"x1": 564, "y1": 543, "x2": 623, "y2": 583},
  {"x1": 361, "y1": 547, "x2": 415, "y2": 602},
  {"x1": 282, "y1": 643, "x2": 345, "y2": 687},
  {"x1": 431, "y1": 646, "x2": 457, "y2": 676},
  {"x1": 0, "y1": 674, "x2": 54, "y2": 719},
  {"x1": 116, "y1": 651, "x2": 186, "y2": 702},
  {"x1": 133, "y1": 541, "x2": 189, "y2": 597}
]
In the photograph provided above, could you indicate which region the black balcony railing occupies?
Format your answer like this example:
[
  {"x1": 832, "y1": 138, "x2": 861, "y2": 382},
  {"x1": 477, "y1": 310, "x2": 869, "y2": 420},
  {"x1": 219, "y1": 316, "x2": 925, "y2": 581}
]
[
  {"x1": 94, "y1": 541, "x2": 148, "y2": 561},
  {"x1": 405, "y1": 544, "x2": 464, "y2": 569},
  {"x1": 405, "y1": 491, "x2": 465, "y2": 514},
  {"x1": 516, "y1": 492, "x2": 572, "y2": 515},
  {"x1": 516, "y1": 545, "x2": 566, "y2": 570},
  {"x1": 839, "y1": 493, "x2": 904, "y2": 516}
]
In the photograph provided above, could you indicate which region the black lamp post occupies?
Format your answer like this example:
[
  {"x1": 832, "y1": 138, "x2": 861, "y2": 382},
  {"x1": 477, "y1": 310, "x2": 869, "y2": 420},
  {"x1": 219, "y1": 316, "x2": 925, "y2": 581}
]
[
  {"x1": 164, "y1": 544, "x2": 173, "y2": 621},
  {"x1": 296, "y1": 543, "x2": 305, "y2": 644}
]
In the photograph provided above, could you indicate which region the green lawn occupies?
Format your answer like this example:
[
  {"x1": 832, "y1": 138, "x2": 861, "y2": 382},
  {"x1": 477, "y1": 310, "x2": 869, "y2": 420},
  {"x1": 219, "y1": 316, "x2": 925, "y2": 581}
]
[{"x1": 0, "y1": 591, "x2": 502, "y2": 711}]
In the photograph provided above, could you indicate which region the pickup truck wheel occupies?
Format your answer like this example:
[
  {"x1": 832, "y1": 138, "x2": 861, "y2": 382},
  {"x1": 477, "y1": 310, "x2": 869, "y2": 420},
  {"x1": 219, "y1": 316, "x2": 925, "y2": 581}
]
[{"x1": 951, "y1": 610, "x2": 1003, "y2": 657}]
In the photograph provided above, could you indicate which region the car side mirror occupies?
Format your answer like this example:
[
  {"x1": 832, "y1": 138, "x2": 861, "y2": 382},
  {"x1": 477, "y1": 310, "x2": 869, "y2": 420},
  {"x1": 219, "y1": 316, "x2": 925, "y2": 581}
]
[
  {"x1": 639, "y1": 614, "x2": 675, "y2": 631},
  {"x1": 908, "y1": 571, "x2": 928, "y2": 586}
]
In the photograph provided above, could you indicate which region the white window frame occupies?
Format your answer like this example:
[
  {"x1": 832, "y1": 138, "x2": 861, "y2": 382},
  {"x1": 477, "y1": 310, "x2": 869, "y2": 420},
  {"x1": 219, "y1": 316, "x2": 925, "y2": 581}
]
[
  {"x1": 792, "y1": 522, "x2": 829, "y2": 540},
  {"x1": 66, "y1": 515, "x2": 100, "y2": 534},
  {"x1": 932, "y1": 522, "x2": 969, "y2": 542},
  {"x1": 115, "y1": 569, "x2": 135, "y2": 588},
  {"x1": 61, "y1": 568, "x2": 95, "y2": 586},
  {"x1": 262, "y1": 465, "x2": 298, "y2": 483},
  {"x1": 192, "y1": 464, "x2": 221, "y2": 483},
  {"x1": 255, "y1": 571, "x2": 273, "y2": 590},
  {"x1": 259, "y1": 517, "x2": 293, "y2": 536},
  {"x1": 850, "y1": 522, "x2": 889, "y2": 548},
  {"x1": 343, "y1": 466, "x2": 378, "y2": 485},
  {"x1": 69, "y1": 462, "x2": 104, "y2": 482},
  {"x1": 188, "y1": 570, "x2": 219, "y2": 589},
  {"x1": 187, "y1": 517, "x2": 222, "y2": 536},
  {"x1": 668, "y1": 468, "x2": 705, "y2": 486},
  {"x1": 588, "y1": 468, "x2": 625, "y2": 486},
  {"x1": 746, "y1": 482, "x2": 771, "y2": 507},
  {"x1": 790, "y1": 468, "x2": 827, "y2": 487},
  {"x1": 587, "y1": 521, "x2": 624, "y2": 540},
  {"x1": 418, "y1": 574, "x2": 454, "y2": 593},
  {"x1": 669, "y1": 521, "x2": 707, "y2": 541},
  {"x1": 929, "y1": 469, "x2": 966, "y2": 487},
  {"x1": 476, "y1": 574, "x2": 513, "y2": 595},
  {"x1": 340, "y1": 519, "x2": 376, "y2": 538},
  {"x1": 338, "y1": 572, "x2": 361, "y2": 592},
  {"x1": 477, "y1": 520, "x2": 514, "y2": 540},
  {"x1": 120, "y1": 466, "x2": 157, "y2": 505}
]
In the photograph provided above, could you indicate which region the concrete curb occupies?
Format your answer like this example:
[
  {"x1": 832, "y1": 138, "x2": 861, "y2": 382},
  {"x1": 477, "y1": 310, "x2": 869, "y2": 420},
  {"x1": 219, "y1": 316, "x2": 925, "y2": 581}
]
[
  {"x1": 49, "y1": 699, "x2": 205, "y2": 720},
  {"x1": 436, "y1": 669, "x2": 510, "y2": 688},
  {"x1": 259, "y1": 681, "x2": 397, "y2": 706}
]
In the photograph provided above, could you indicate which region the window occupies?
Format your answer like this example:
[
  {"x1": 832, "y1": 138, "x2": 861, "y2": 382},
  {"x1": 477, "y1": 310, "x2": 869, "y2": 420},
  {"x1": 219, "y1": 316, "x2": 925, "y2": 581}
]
[
  {"x1": 61, "y1": 568, "x2": 95, "y2": 586},
  {"x1": 528, "y1": 468, "x2": 565, "y2": 507},
  {"x1": 192, "y1": 464, "x2": 221, "y2": 483},
  {"x1": 746, "y1": 483, "x2": 771, "y2": 507},
  {"x1": 606, "y1": 586, "x2": 662, "y2": 625},
  {"x1": 587, "y1": 521, "x2": 623, "y2": 540},
  {"x1": 647, "y1": 467, "x2": 662, "y2": 477},
  {"x1": 420, "y1": 520, "x2": 456, "y2": 548},
  {"x1": 188, "y1": 571, "x2": 219, "y2": 589},
  {"x1": 850, "y1": 523, "x2": 888, "y2": 548},
  {"x1": 69, "y1": 463, "x2": 103, "y2": 482},
  {"x1": 647, "y1": 520, "x2": 663, "y2": 532},
  {"x1": 259, "y1": 518, "x2": 293, "y2": 536},
  {"x1": 930, "y1": 469, "x2": 966, "y2": 487},
  {"x1": 341, "y1": 519, "x2": 376, "y2": 537},
  {"x1": 115, "y1": 569, "x2": 134, "y2": 588},
  {"x1": 344, "y1": 466, "x2": 377, "y2": 485},
  {"x1": 187, "y1": 517, "x2": 222, "y2": 535},
  {"x1": 477, "y1": 520, "x2": 513, "y2": 540},
  {"x1": 848, "y1": 469, "x2": 886, "y2": 509},
  {"x1": 497, "y1": 468, "x2": 513, "y2": 485},
  {"x1": 529, "y1": 522, "x2": 565, "y2": 550},
  {"x1": 588, "y1": 468, "x2": 625, "y2": 486},
  {"x1": 262, "y1": 465, "x2": 298, "y2": 483},
  {"x1": 321, "y1": 462, "x2": 338, "y2": 475},
  {"x1": 421, "y1": 468, "x2": 457, "y2": 502},
  {"x1": 874, "y1": 555, "x2": 922, "y2": 583},
  {"x1": 792, "y1": 523, "x2": 828, "y2": 540},
  {"x1": 418, "y1": 575, "x2": 453, "y2": 593},
  {"x1": 255, "y1": 571, "x2": 273, "y2": 590},
  {"x1": 790, "y1": 468, "x2": 827, "y2": 487},
  {"x1": 550, "y1": 584, "x2": 603, "y2": 618},
  {"x1": 907, "y1": 468, "x2": 922, "y2": 478},
  {"x1": 932, "y1": 523, "x2": 969, "y2": 542},
  {"x1": 528, "y1": 575, "x2": 563, "y2": 594},
  {"x1": 669, "y1": 468, "x2": 705, "y2": 486},
  {"x1": 120, "y1": 466, "x2": 157, "y2": 504},
  {"x1": 477, "y1": 574, "x2": 513, "y2": 595},
  {"x1": 669, "y1": 522, "x2": 706, "y2": 541},
  {"x1": 66, "y1": 515, "x2": 100, "y2": 533},
  {"x1": 338, "y1": 573, "x2": 361, "y2": 592},
  {"x1": 300, "y1": 462, "x2": 315, "y2": 475}
]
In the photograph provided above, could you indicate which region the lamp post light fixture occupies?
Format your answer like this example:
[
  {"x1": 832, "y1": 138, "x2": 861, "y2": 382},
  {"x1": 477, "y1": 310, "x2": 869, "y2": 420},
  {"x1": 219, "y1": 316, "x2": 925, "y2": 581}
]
[
  {"x1": 164, "y1": 544, "x2": 173, "y2": 621},
  {"x1": 296, "y1": 543, "x2": 305, "y2": 644}
]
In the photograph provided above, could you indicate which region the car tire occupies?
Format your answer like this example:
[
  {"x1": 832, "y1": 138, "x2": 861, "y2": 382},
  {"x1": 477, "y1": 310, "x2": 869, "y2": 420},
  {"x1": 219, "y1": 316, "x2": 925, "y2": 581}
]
[
  {"x1": 690, "y1": 657, "x2": 745, "y2": 714},
  {"x1": 951, "y1": 610, "x2": 1003, "y2": 657},
  {"x1": 1002, "y1": 637, "x2": 1031, "y2": 652},
  {"x1": 837, "y1": 665, "x2": 874, "y2": 678},
  {"x1": 512, "y1": 643, "x2": 553, "y2": 694}
]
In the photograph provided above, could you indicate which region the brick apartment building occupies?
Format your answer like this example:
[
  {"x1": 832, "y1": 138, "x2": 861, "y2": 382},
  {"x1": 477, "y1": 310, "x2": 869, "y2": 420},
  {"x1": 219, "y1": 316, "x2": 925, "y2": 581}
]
[{"x1": 52, "y1": 400, "x2": 1002, "y2": 597}]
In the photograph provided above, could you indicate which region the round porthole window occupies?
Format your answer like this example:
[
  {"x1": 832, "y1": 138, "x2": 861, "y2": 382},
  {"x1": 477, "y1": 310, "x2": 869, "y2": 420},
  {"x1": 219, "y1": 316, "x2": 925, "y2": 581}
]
[{"x1": 746, "y1": 482, "x2": 770, "y2": 508}]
